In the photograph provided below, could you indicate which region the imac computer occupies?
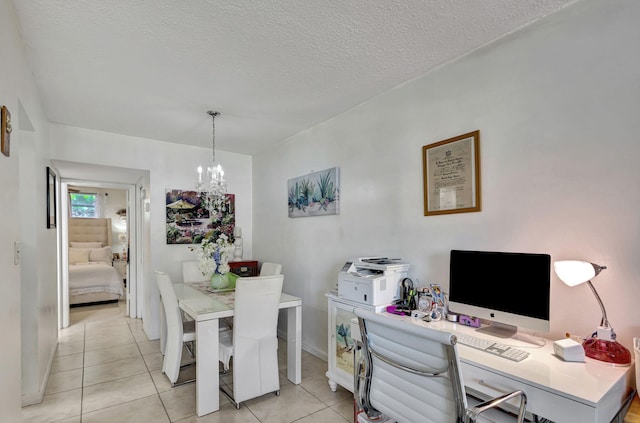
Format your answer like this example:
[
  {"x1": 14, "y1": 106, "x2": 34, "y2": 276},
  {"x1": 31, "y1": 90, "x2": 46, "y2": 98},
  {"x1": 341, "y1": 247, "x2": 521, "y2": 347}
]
[{"x1": 448, "y1": 249, "x2": 551, "y2": 344}]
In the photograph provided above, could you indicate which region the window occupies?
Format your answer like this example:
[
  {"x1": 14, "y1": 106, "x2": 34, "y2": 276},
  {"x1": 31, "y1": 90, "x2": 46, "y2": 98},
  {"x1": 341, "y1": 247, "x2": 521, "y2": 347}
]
[{"x1": 69, "y1": 193, "x2": 98, "y2": 217}]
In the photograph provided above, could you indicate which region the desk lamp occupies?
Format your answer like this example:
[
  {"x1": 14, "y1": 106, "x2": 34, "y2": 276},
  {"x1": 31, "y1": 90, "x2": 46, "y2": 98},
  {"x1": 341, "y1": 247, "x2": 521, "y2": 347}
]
[{"x1": 553, "y1": 260, "x2": 631, "y2": 366}]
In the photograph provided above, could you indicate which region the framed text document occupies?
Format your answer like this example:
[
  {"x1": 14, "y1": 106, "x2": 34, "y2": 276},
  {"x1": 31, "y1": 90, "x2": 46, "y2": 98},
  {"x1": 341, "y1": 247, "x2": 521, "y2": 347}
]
[{"x1": 422, "y1": 130, "x2": 481, "y2": 216}]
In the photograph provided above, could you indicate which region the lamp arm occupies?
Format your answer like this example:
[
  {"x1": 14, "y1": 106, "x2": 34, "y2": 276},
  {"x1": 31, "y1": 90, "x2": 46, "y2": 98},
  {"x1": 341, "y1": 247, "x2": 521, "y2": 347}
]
[{"x1": 586, "y1": 280, "x2": 610, "y2": 329}]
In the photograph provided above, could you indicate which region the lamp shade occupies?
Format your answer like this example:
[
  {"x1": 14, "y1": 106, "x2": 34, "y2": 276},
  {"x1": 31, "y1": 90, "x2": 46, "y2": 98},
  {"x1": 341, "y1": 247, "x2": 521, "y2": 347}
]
[{"x1": 553, "y1": 260, "x2": 604, "y2": 287}]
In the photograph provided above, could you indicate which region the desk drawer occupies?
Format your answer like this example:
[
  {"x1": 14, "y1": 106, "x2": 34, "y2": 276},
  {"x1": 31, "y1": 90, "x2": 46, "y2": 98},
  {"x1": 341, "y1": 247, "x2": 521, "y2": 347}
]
[{"x1": 462, "y1": 361, "x2": 594, "y2": 423}]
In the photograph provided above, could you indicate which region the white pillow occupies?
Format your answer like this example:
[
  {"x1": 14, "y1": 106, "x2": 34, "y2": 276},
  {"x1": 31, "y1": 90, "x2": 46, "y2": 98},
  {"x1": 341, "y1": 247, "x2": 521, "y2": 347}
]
[
  {"x1": 89, "y1": 246, "x2": 113, "y2": 264},
  {"x1": 69, "y1": 249, "x2": 90, "y2": 264},
  {"x1": 70, "y1": 241, "x2": 103, "y2": 248}
]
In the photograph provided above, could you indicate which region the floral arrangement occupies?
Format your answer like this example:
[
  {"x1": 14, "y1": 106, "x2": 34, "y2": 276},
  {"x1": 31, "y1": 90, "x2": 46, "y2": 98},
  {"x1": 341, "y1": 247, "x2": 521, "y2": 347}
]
[{"x1": 189, "y1": 232, "x2": 235, "y2": 277}]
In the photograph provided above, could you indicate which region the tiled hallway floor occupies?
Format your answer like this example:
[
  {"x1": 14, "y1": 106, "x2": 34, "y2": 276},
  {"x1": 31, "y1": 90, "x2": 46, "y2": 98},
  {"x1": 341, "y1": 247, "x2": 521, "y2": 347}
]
[{"x1": 22, "y1": 301, "x2": 354, "y2": 423}]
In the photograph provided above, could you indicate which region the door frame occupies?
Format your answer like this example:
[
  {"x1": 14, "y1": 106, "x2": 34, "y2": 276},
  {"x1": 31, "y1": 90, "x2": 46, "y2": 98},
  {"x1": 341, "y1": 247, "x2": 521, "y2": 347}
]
[{"x1": 59, "y1": 180, "x2": 139, "y2": 327}]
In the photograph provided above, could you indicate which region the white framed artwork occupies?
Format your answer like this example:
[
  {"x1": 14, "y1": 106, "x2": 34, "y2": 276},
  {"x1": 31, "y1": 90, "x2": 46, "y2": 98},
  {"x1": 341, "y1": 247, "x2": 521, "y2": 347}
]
[{"x1": 287, "y1": 167, "x2": 340, "y2": 218}]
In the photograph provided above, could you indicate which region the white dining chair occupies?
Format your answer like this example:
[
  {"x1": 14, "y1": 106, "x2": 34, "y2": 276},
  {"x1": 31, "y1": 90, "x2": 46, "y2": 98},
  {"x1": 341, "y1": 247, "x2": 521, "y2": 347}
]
[
  {"x1": 181, "y1": 260, "x2": 205, "y2": 283},
  {"x1": 155, "y1": 270, "x2": 197, "y2": 386},
  {"x1": 259, "y1": 262, "x2": 282, "y2": 276},
  {"x1": 181, "y1": 260, "x2": 232, "y2": 332},
  {"x1": 218, "y1": 274, "x2": 284, "y2": 408},
  {"x1": 354, "y1": 308, "x2": 528, "y2": 423}
]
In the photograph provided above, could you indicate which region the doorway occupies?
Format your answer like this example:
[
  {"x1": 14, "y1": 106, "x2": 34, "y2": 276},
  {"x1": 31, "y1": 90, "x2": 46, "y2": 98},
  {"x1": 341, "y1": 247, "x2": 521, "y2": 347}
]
[
  {"x1": 61, "y1": 181, "x2": 135, "y2": 327},
  {"x1": 52, "y1": 160, "x2": 149, "y2": 329}
]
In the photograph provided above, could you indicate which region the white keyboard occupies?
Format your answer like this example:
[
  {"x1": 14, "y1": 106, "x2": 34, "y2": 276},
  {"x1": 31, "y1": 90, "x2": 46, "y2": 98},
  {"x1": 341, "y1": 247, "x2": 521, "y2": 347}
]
[{"x1": 453, "y1": 332, "x2": 529, "y2": 362}]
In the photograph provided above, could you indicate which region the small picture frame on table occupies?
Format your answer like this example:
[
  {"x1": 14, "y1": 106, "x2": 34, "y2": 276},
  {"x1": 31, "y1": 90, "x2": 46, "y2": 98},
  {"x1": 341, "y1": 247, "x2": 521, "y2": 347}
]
[{"x1": 429, "y1": 283, "x2": 448, "y2": 318}]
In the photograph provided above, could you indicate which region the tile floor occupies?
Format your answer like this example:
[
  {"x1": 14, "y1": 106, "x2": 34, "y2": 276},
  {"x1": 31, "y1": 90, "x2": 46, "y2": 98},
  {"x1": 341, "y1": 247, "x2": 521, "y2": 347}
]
[{"x1": 22, "y1": 301, "x2": 355, "y2": 423}]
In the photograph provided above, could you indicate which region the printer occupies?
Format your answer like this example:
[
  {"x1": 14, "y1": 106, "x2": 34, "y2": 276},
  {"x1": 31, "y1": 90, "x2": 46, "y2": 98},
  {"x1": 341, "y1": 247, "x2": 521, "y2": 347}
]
[{"x1": 338, "y1": 257, "x2": 410, "y2": 307}]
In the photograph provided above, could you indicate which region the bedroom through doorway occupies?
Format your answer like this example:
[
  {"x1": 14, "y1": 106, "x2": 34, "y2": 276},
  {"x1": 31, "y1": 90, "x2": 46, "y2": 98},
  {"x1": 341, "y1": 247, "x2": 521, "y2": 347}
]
[
  {"x1": 63, "y1": 184, "x2": 130, "y2": 322},
  {"x1": 53, "y1": 160, "x2": 149, "y2": 331},
  {"x1": 67, "y1": 186, "x2": 129, "y2": 309}
]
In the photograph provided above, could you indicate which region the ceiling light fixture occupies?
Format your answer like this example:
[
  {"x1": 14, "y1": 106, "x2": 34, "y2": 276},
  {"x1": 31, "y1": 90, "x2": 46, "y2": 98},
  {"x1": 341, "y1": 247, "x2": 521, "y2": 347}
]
[{"x1": 196, "y1": 110, "x2": 228, "y2": 214}]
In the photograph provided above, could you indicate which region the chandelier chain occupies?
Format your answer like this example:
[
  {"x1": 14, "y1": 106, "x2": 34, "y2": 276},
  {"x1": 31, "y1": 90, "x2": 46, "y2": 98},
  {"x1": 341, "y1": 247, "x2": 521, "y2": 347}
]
[{"x1": 207, "y1": 110, "x2": 219, "y2": 164}]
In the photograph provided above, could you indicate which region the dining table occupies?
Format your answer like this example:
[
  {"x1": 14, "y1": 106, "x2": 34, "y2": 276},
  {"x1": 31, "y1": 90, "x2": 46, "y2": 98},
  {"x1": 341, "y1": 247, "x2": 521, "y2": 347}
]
[{"x1": 170, "y1": 282, "x2": 302, "y2": 417}]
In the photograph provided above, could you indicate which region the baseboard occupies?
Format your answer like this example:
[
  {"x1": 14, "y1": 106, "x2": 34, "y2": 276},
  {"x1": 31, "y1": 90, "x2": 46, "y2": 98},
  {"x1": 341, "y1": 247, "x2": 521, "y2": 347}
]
[
  {"x1": 276, "y1": 328, "x2": 327, "y2": 362},
  {"x1": 22, "y1": 341, "x2": 56, "y2": 407},
  {"x1": 304, "y1": 344, "x2": 327, "y2": 362}
]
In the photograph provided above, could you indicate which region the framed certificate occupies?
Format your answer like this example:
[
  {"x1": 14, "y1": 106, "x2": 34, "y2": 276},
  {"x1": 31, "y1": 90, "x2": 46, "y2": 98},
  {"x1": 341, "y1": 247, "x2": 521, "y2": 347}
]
[{"x1": 422, "y1": 130, "x2": 481, "y2": 216}]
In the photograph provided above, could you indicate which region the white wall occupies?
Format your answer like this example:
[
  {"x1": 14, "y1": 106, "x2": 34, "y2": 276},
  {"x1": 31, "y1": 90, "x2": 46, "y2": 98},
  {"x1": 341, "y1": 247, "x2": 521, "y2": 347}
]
[
  {"x1": 19, "y1": 129, "x2": 59, "y2": 407},
  {"x1": 253, "y1": 0, "x2": 640, "y2": 359},
  {"x1": 0, "y1": 0, "x2": 55, "y2": 414},
  {"x1": 50, "y1": 125, "x2": 253, "y2": 339},
  {"x1": 102, "y1": 188, "x2": 128, "y2": 254},
  {"x1": 0, "y1": 4, "x2": 23, "y2": 417}
]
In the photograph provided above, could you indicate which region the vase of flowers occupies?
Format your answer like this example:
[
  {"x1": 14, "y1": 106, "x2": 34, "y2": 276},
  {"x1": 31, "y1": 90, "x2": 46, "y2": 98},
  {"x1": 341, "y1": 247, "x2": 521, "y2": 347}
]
[
  {"x1": 189, "y1": 232, "x2": 235, "y2": 289},
  {"x1": 210, "y1": 272, "x2": 229, "y2": 289}
]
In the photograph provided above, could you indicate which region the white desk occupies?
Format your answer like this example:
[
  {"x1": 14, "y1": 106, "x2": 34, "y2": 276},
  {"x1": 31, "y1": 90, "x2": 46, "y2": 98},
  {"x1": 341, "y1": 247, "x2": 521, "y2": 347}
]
[
  {"x1": 353, "y1": 312, "x2": 634, "y2": 423},
  {"x1": 173, "y1": 283, "x2": 302, "y2": 417}
]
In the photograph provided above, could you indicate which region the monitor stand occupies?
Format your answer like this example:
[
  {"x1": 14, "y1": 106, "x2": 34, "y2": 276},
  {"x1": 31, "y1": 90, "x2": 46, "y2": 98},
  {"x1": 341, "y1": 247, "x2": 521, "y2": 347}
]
[{"x1": 476, "y1": 322, "x2": 545, "y2": 347}]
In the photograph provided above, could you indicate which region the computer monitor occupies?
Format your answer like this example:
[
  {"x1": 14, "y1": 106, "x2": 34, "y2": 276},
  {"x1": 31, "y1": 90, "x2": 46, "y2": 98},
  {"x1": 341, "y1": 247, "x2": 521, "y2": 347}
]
[{"x1": 448, "y1": 249, "x2": 551, "y2": 343}]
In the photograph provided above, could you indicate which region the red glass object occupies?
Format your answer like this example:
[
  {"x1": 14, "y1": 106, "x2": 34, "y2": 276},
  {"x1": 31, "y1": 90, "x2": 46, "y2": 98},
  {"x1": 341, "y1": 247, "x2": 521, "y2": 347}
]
[{"x1": 582, "y1": 337, "x2": 632, "y2": 366}]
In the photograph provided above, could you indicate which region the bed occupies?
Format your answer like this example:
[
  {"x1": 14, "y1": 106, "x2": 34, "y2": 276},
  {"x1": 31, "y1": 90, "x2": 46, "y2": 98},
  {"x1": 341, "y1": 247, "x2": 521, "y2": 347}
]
[{"x1": 68, "y1": 217, "x2": 124, "y2": 306}]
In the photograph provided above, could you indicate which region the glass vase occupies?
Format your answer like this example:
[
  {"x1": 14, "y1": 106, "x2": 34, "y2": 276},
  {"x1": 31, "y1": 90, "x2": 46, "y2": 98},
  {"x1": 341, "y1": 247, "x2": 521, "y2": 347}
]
[{"x1": 210, "y1": 272, "x2": 230, "y2": 290}]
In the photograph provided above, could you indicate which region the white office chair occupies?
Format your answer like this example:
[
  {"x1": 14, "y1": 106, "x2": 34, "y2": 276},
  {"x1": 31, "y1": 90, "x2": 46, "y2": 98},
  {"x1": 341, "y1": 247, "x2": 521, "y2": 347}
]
[
  {"x1": 155, "y1": 270, "x2": 197, "y2": 386},
  {"x1": 259, "y1": 262, "x2": 282, "y2": 276},
  {"x1": 218, "y1": 274, "x2": 284, "y2": 408},
  {"x1": 354, "y1": 308, "x2": 528, "y2": 423}
]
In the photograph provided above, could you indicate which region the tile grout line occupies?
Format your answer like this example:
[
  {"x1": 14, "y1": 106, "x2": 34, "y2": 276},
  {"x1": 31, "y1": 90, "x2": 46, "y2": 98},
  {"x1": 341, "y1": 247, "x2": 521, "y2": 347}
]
[
  {"x1": 127, "y1": 312, "x2": 173, "y2": 422},
  {"x1": 79, "y1": 321, "x2": 86, "y2": 423},
  {"x1": 64, "y1": 303, "x2": 349, "y2": 423}
]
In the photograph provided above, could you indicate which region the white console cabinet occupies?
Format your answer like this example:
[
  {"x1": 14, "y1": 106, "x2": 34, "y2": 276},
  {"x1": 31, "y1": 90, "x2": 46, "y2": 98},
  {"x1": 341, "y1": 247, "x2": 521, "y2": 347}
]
[
  {"x1": 326, "y1": 293, "x2": 358, "y2": 393},
  {"x1": 326, "y1": 293, "x2": 381, "y2": 393}
]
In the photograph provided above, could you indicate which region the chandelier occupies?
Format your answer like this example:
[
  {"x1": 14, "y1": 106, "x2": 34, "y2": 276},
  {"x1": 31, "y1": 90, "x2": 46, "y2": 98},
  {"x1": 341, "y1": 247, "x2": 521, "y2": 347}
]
[{"x1": 196, "y1": 110, "x2": 228, "y2": 214}]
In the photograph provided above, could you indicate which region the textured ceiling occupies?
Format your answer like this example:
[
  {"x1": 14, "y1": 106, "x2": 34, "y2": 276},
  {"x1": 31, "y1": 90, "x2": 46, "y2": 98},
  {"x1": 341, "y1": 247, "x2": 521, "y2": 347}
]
[{"x1": 12, "y1": 0, "x2": 576, "y2": 156}]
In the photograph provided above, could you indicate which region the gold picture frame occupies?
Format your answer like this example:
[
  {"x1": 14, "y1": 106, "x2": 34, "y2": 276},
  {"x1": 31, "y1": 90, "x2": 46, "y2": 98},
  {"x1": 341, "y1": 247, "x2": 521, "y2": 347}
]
[
  {"x1": 422, "y1": 130, "x2": 481, "y2": 216},
  {"x1": 1, "y1": 105, "x2": 11, "y2": 157}
]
